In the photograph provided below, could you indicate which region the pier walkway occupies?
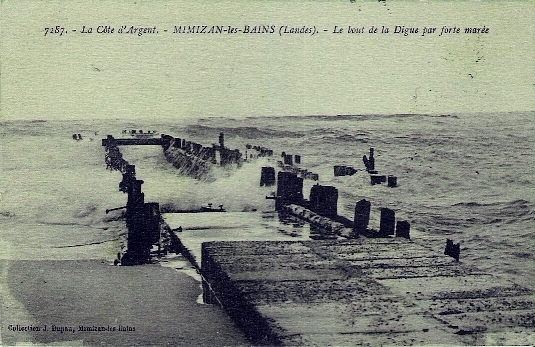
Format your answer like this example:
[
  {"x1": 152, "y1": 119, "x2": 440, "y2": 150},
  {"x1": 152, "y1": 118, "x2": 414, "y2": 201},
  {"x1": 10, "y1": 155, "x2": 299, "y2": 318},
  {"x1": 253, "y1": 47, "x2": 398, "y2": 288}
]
[{"x1": 201, "y1": 239, "x2": 534, "y2": 346}]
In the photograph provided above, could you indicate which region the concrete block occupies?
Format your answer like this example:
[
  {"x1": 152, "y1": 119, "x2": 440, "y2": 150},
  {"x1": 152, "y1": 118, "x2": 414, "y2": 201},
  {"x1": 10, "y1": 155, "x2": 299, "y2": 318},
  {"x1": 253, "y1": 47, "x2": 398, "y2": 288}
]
[{"x1": 379, "y1": 208, "x2": 395, "y2": 236}]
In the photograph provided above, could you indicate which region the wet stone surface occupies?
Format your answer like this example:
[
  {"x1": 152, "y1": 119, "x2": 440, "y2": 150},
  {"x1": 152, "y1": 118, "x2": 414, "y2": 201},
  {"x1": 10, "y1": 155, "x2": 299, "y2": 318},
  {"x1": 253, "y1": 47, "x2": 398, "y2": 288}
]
[{"x1": 201, "y1": 239, "x2": 535, "y2": 346}]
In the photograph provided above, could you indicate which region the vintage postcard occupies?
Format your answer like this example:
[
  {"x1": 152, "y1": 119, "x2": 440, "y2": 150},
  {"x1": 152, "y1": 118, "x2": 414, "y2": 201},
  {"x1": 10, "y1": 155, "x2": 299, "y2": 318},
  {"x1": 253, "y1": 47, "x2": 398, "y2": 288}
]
[{"x1": 1, "y1": 1, "x2": 533, "y2": 346}]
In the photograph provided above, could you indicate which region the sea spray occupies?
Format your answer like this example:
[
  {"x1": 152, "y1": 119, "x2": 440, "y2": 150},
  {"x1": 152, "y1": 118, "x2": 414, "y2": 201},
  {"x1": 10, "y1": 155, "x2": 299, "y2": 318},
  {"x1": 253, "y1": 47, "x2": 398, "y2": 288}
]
[{"x1": 119, "y1": 144, "x2": 275, "y2": 212}]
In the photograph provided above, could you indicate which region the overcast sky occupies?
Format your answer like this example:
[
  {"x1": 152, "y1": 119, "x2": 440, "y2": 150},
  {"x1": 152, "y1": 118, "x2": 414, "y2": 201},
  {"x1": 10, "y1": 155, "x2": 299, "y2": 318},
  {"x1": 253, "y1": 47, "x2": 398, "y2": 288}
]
[{"x1": 1, "y1": 1, "x2": 533, "y2": 121}]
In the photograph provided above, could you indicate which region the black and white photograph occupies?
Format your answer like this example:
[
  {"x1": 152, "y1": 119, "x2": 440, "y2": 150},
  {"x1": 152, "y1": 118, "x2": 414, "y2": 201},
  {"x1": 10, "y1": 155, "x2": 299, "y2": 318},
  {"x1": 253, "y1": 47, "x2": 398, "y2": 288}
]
[{"x1": 1, "y1": 1, "x2": 533, "y2": 346}]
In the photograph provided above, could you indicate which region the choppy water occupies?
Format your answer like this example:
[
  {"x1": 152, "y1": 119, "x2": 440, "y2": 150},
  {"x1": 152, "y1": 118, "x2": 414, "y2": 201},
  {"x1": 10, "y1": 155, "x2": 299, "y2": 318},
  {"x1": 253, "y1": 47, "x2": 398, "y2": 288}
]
[{"x1": 0, "y1": 113, "x2": 533, "y2": 289}]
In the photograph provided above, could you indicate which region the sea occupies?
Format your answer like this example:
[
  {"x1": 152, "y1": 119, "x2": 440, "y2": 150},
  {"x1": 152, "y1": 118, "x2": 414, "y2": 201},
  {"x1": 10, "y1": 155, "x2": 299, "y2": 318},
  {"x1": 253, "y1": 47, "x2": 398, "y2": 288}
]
[{"x1": 1, "y1": 112, "x2": 533, "y2": 292}]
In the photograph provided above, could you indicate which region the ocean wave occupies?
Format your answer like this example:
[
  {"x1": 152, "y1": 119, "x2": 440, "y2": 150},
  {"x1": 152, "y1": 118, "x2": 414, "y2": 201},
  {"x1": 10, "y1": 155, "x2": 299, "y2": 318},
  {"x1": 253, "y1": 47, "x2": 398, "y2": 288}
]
[
  {"x1": 452, "y1": 199, "x2": 530, "y2": 210},
  {"x1": 243, "y1": 113, "x2": 466, "y2": 122},
  {"x1": 289, "y1": 113, "x2": 430, "y2": 121},
  {"x1": 452, "y1": 201, "x2": 499, "y2": 207},
  {"x1": 430, "y1": 114, "x2": 460, "y2": 119},
  {"x1": 241, "y1": 114, "x2": 379, "y2": 123},
  {"x1": 410, "y1": 199, "x2": 533, "y2": 231},
  {"x1": 296, "y1": 132, "x2": 370, "y2": 147},
  {"x1": 0, "y1": 210, "x2": 16, "y2": 218},
  {"x1": 184, "y1": 124, "x2": 304, "y2": 140}
]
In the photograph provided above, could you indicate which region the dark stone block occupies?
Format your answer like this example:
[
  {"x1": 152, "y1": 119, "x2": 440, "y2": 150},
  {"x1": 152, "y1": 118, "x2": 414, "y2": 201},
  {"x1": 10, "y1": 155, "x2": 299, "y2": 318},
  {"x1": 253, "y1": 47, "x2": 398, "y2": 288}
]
[
  {"x1": 369, "y1": 148, "x2": 375, "y2": 171},
  {"x1": 334, "y1": 165, "x2": 346, "y2": 176},
  {"x1": 444, "y1": 239, "x2": 460, "y2": 261},
  {"x1": 379, "y1": 208, "x2": 395, "y2": 236},
  {"x1": 276, "y1": 172, "x2": 303, "y2": 210},
  {"x1": 371, "y1": 175, "x2": 386, "y2": 185},
  {"x1": 354, "y1": 199, "x2": 371, "y2": 234},
  {"x1": 144, "y1": 202, "x2": 161, "y2": 244},
  {"x1": 396, "y1": 220, "x2": 410, "y2": 239},
  {"x1": 309, "y1": 185, "x2": 338, "y2": 218},
  {"x1": 345, "y1": 167, "x2": 357, "y2": 176},
  {"x1": 284, "y1": 154, "x2": 293, "y2": 166},
  {"x1": 260, "y1": 167, "x2": 276, "y2": 187},
  {"x1": 363, "y1": 148, "x2": 376, "y2": 171}
]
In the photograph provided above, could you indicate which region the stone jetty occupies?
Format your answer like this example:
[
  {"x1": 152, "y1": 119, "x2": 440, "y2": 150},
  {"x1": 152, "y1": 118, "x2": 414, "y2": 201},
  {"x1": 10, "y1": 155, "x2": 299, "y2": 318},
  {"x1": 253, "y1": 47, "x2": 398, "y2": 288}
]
[
  {"x1": 201, "y1": 239, "x2": 534, "y2": 346},
  {"x1": 103, "y1": 133, "x2": 243, "y2": 180}
]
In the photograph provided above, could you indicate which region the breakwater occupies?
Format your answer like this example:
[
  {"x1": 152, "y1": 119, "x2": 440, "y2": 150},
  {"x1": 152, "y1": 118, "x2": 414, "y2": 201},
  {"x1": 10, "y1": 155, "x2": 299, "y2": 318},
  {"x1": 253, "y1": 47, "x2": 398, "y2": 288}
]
[
  {"x1": 269, "y1": 169, "x2": 411, "y2": 240},
  {"x1": 101, "y1": 131, "x2": 247, "y2": 264},
  {"x1": 103, "y1": 132, "x2": 243, "y2": 179},
  {"x1": 103, "y1": 137, "x2": 167, "y2": 265},
  {"x1": 107, "y1": 163, "x2": 162, "y2": 265},
  {"x1": 161, "y1": 132, "x2": 243, "y2": 179}
]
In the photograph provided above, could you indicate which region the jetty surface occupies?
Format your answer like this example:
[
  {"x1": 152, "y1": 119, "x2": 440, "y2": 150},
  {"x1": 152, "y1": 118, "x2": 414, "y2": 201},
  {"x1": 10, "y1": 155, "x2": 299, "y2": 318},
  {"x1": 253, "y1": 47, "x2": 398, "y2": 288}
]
[{"x1": 200, "y1": 238, "x2": 534, "y2": 346}]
